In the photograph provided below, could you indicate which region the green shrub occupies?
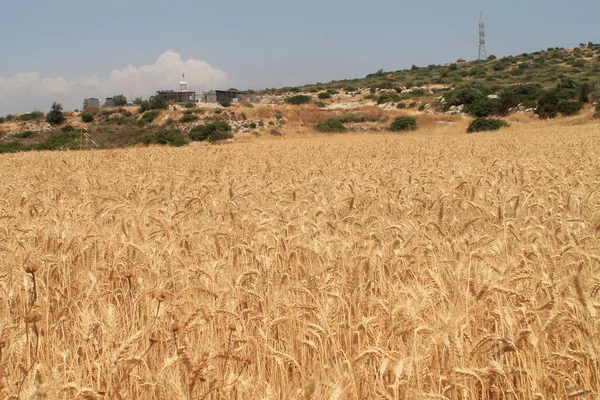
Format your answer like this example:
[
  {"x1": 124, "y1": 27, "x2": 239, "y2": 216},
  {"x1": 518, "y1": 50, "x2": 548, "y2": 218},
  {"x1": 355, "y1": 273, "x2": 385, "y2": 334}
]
[
  {"x1": 37, "y1": 130, "x2": 79, "y2": 150},
  {"x1": 249, "y1": 122, "x2": 257, "y2": 129},
  {"x1": 112, "y1": 94, "x2": 127, "y2": 107},
  {"x1": 179, "y1": 114, "x2": 199, "y2": 123},
  {"x1": 118, "y1": 108, "x2": 133, "y2": 117},
  {"x1": 315, "y1": 101, "x2": 326, "y2": 108},
  {"x1": 464, "y1": 98, "x2": 499, "y2": 117},
  {"x1": 390, "y1": 116, "x2": 417, "y2": 131},
  {"x1": 335, "y1": 114, "x2": 379, "y2": 123},
  {"x1": 0, "y1": 130, "x2": 5, "y2": 138},
  {"x1": 140, "y1": 110, "x2": 160, "y2": 124},
  {"x1": 61, "y1": 125, "x2": 75, "y2": 133},
  {"x1": 0, "y1": 141, "x2": 32, "y2": 154},
  {"x1": 81, "y1": 112, "x2": 94, "y2": 123},
  {"x1": 536, "y1": 92, "x2": 559, "y2": 118},
  {"x1": 451, "y1": 85, "x2": 484, "y2": 106},
  {"x1": 189, "y1": 121, "x2": 232, "y2": 142},
  {"x1": 219, "y1": 97, "x2": 232, "y2": 108},
  {"x1": 377, "y1": 92, "x2": 401, "y2": 104},
  {"x1": 318, "y1": 92, "x2": 332, "y2": 99},
  {"x1": 285, "y1": 95, "x2": 311, "y2": 105},
  {"x1": 184, "y1": 102, "x2": 197, "y2": 109},
  {"x1": 17, "y1": 111, "x2": 44, "y2": 121},
  {"x1": 557, "y1": 100, "x2": 583, "y2": 116},
  {"x1": 467, "y1": 117, "x2": 509, "y2": 133},
  {"x1": 14, "y1": 130, "x2": 35, "y2": 139},
  {"x1": 315, "y1": 118, "x2": 346, "y2": 132},
  {"x1": 154, "y1": 129, "x2": 189, "y2": 146},
  {"x1": 207, "y1": 130, "x2": 234, "y2": 142},
  {"x1": 46, "y1": 103, "x2": 65, "y2": 125}
]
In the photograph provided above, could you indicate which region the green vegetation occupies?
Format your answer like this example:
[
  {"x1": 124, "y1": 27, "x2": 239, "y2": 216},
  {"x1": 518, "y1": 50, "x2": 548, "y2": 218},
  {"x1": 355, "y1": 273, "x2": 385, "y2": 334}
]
[
  {"x1": 81, "y1": 112, "x2": 94, "y2": 123},
  {"x1": 189, "y1": 121, "x2": 233, "y2": 142},
  {"x1": 557, "y1": 100, "x2": 583, "y2": 116},
  {"x1": 112, "y1": 94, "x2": 128, "y2": 107},
  {"x1": 17, "y1": 111, "x2": 44, "y2": 122},
  {"x1": 315, "y1": 119, "x2": 346, "y2": 132},
  {"x1": 285, "y1": 95, "x2": 312, "y2": 105},
  {"x1": 334, "y1": 114, "x2": 380, "y2": 123},
  {"x1": 318, "y1": 92, "x2": 332, "y2": 99},
  {"x1": 467, "y1": 117, "x2": 509, "y2": 133},
  {"x1": 140, "y1": 110, "x2": 161, "y2": 124},
  {"x1": 179, "y1": 113, "x2": 199, "y2": 123},
  {"x1": 14, "y1": 130, "x2": 36, "y2": 139},
  {"x1": 219, "y1": 97, "x2": 232, "y2": 108},
  {"x1": 390, "y1": 116, "x2": 417, "y2": 131},
  {"x1": 45, "y1": 103, "x2": 65, "y2": 125},
  {"x1": 139, "y1": 96, "x2": 169, "y2": 112}
]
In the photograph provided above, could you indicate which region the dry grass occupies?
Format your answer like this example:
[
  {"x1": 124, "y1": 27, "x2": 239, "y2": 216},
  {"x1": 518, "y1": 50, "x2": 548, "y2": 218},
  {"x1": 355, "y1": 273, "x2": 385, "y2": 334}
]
[{"x1": 0, "y1": 123, "x2": 599, "y2": 399}]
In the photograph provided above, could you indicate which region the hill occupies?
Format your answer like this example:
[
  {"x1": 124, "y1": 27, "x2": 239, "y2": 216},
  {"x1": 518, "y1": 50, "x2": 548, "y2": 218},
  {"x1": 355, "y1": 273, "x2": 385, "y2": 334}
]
[{"x1": 1, "y1": 43, "x2": 599, "y2": 154}]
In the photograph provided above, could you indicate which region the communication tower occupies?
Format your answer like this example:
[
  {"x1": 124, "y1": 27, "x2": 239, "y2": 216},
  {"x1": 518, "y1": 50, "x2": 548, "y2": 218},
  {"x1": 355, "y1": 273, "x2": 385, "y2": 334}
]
[{"x1": 478, "y1": 11, "x2": 488, "y2": 60}]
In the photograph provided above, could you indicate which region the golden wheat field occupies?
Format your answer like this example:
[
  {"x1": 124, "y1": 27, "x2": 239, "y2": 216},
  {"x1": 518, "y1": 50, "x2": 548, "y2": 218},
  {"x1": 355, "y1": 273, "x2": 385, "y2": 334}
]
[{"x1": 1, "y1": 124, "x2": 600, "y2": 400}]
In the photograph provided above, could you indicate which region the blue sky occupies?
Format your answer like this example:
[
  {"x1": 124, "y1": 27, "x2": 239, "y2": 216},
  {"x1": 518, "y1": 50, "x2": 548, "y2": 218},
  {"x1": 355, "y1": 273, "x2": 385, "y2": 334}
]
[{"x1": 0, "y1": 0, "x2": 598, "y2": 113}]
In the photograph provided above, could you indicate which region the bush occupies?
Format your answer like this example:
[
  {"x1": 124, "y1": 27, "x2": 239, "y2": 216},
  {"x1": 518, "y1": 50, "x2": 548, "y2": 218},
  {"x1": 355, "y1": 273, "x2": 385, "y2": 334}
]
[
  {"x1": 249, "y1": 122, "x2": 257, "y2": 129},
  {"x1": 112, "y1": 94, "x2": 127, "y2": 107},
  {"x1": 318, "y1": 92, "x2": 332, "y2": 99},
  {"x1": 180, "y1": 114, "x2": 199, "y2": 123},
  {"x1": 0, "y1": 141, "x2": 32, "y2": 154},
  {"x1": 185, "y1": 102, "x2": 197, "y2": 109},
  {"x1": 37, "y1": 130, "x2": 79, "y2": 150},
  {"x1": 377, "y1": 92, "x2": 401, "y2": 104},
  {"x1": 189, "y1": 121, "x2": 232, "y2": 142},
  {"x1": 390, "y1": 116, "x2": 417, "y2": 131},
  {"x1": 315, "y1": 101, "x2": 326, "y2": 108},
  {"x1": 335, "y1": 114, "x2": 379, "y2": 123},
  {"x1": 17, "y1": 111, "x2": 44, "y2": 121},
  {"x1": 467, "y1": 117, "x2": 509, "y2": 133},
  {"x1": 557, "y1": 100, "x2": 583, "y2": 116},
  {"x1": 45, "y1": 103, "x2": 65, "y2": 125},
  {"x1": 464, "y1": 98, "x2": 499, "y2": 117},
  {"x1": 140, "y1": 110, "x2": 160, "y2": 124},
  {"x1": 81, "y1": 112, "x2": 94, "y2": 123},
  {"x1": 61, "y1": 125, "x2": 75, "y2": 133},
  {"x1": 451, "y1": 85, "x2": 484, "y2": 106},
  {"x1": 315, "y1": 118, "x2": 346, "y2": 132},
  {"x1": 14, "y1": 130, "x2": 35, "y2": 139},
  {"x1": 285, "y1": 95, "x2": 311, "y2": 105},
  {"x1": 139, "y1": 97, "x2": 169, "y2": 112},
  {"x1": 536, "y1": 92, "x2": 559, "y2": 118},
  {"x1": 207, "y1": 130, "x2": 234, "y2": 142},
  {"x1": 219, "y1": 97, "x2": 232, "y2": 108},
  {"x1": 154, "y1": 129, "x2": 189, "y2": 146}
]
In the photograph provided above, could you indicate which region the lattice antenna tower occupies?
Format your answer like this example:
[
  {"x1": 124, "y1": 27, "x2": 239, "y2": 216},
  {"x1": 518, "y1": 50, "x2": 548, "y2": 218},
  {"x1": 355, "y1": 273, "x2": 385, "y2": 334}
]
[{"x1": 478, "y1": 11, "x2": 487, "y2": 60}]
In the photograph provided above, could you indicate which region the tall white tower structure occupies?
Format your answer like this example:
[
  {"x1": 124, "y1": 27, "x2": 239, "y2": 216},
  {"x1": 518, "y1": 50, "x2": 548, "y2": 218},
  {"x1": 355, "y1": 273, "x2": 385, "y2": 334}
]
[{"x1": 180, "y1": 73, "x2": 187, "y2": 92}]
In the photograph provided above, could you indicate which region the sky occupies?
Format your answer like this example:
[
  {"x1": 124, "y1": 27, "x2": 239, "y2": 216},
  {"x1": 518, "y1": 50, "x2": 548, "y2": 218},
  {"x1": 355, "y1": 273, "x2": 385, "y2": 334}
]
[{"x1": 0, "y1": 0, "x2": 598, "y2": 114}]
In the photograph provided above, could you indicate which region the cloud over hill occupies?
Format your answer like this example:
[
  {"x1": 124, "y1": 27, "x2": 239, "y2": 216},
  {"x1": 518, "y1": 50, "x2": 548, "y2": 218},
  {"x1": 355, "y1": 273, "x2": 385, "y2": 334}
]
[{"x1": 0, "y1": 51, "x2": 228, "y2": 114}]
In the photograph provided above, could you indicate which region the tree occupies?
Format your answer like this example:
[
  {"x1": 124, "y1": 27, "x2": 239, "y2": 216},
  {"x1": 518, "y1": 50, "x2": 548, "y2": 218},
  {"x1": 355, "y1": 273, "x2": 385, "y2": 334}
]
[
  {"x1": 46, "y1": 102, "x2": 65, "y2": 125},
  {"x1": 133, "y1": 97, "x2": 143, "y2": 106},
  {"x1": 113, "y1": 94, "x2": 128, "y2": 106}
]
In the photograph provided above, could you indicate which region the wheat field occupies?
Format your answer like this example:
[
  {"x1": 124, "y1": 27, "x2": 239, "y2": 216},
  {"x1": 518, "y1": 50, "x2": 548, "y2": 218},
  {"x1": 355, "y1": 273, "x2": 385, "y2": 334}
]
[{"x1": 1, "y1": 125, "x2": 599, "y2": 399}]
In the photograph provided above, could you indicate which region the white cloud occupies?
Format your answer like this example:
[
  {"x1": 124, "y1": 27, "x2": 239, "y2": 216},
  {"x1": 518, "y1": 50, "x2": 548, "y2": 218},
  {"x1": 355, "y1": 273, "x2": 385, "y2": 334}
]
[{"x1": 0, "y1": 50, "x2": 228, "y2": 115}]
